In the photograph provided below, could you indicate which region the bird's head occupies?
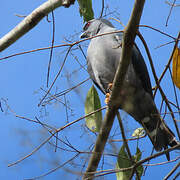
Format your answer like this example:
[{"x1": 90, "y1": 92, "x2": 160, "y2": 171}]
[{"x1": 80, "y1": 19, "x2": 114, "y2": 38}]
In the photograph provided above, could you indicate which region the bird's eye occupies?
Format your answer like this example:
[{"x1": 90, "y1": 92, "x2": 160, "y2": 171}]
[{"x1": 83, "y1": 22, "x2": 91, "y2": 31}]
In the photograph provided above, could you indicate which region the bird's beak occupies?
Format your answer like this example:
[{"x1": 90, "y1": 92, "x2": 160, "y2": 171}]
[{"x1": 80, "y1": 31, "x2": 88, "y2": 39}]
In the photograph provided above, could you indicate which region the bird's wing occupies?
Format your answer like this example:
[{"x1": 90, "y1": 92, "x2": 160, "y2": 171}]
[
  {"x1": 87, "y1": 57, "x2": 106, "y2": 94},
  {"x1": 87, "y1": 27, "x2": 153, "y2": 97},
  {"x1": 131, "y1": 45, "x2": 153, "y2": 97},
  {"x1": 85, "y1": 24, "x2": 179, "y2": 152},
  {"x1": 114, "y1": 32, "x2": 153, "y2": 97}
]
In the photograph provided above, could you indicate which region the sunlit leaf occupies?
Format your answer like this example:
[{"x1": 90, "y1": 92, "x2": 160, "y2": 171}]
[
  {"x1": 136, "y1": 164, "x2": 143, "y2": 180},
  {"x1": 116, "y1": 145, "x2": 132, "y2": 180},
  {"x1": 85, "y1": 85, "x2": 102, "y2": 132},
  {"x1": 116, "y1": 146, "x2": 144, "y2": 180},
  {"x1": 134, "y1": 147, "x2": 142, "y2": 162},
  {"x1": 172, "y1": 47, "x2": 180, "y2": 89},
  {"x1": 132, "y1": 128, "x2": 145, "y2": 137},
  {"x1": 134, "y1": 147, "x2": 144, "y2": 179},
  {"x1": 77, "y1": 0, "x2": 94, "y2": 22}
]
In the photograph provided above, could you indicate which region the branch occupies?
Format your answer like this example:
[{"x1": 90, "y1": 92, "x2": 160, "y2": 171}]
[
  {"x1": 92, "y1": 144, "x2": 180, "y2": 178},
  {"x1": 166, "y1": 0, "x2": 177, "y2": 26},
  {"x1": 8, "y1": 106, "x2": 106, "y2": 167},
  {"x1": 163, "y1": 161, "x2": 180, "y2": 180},
  {"x1": 83, "y1": 0, "x2": 145, "y2": 179},
  {"x1": 0, "y1": 30, "x2": 124, "y2": 61},
  {"x1": 117, "y1": 111, "x2": 140, "y2": 179},
  {"x1": 154, "y1": 32, "x2": 180, "y2": 96},
  {"x1": 0, "y1": 0, "x2": 75, "y2": 52},
  {"x1": 137, "y1": 32, "x2": 180, "y2": 139}
]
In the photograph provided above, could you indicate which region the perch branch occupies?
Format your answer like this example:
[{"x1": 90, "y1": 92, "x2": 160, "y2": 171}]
[
  {"x1": 0, "y1": 0, "x2": 75, "y2": 52},
  {"x1": 83, "y1": 0, "x2": 145, "y2": 179}
]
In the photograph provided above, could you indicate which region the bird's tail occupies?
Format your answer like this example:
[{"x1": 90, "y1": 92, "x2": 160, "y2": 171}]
[
  {"x1": 140, "y1": 114, "x2": 179, "y2": 152},
  {"x1": 122, "y1": 89, "x2": 180, "y2": 153}
]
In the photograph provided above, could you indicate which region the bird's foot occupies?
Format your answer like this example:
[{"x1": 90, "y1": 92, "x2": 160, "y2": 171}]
[
  {"x1": 105, "y1": 93, "x2": 111, "y2": 104},
  {"x1": 105, "y1": 83, "x2": 113, "y2": 104},
  {"x1": 108, "y1": 83, "x2": 113, "y2": 91}
]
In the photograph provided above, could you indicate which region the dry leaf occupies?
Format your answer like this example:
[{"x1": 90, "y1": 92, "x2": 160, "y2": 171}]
[{"x1": 172, "y1": 47, "x2": 180, "y2": 89}]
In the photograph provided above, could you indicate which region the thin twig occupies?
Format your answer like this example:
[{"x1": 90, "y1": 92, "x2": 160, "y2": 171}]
[
  {"x1": 144, "y1": 156, "x2": 180, "y2": 166},
  {"x1": 56, "y1": 106, "x2": 106, "y2": 132},
  {"x1": 168, "y1": 67, "x2": 180, "y2": 116},
  {"x1": 139, "y1": 25, "x2": 176, "y2": 40},
  {"x1": 42, "y1": 78, "x2": 90, "y2": 106},
  {"x1": 116, "y1": 111, "x2": 140, "y2": 180},
  {"x1": 91, "y1": 144, "x2": 180, "y2": 178},
  {"x1": 78, "y1": 44, "x2": 87, "y2": 60},
  {"x1": 165, "y1": 1, "x2": 180, "y2": 7},
  {"x1": 110, "y1": 17, "x2": 125, "y2": 28},
  {"x1": 154, "y1": 32, "x2": 180, "y2": 96},
  {"x1": 0, "y1": 29, "x2": 124, "y2": 62},
  {"x1": 8, "y1": 106, "x2": 106, "y2": 167},
  {"x1": 163, "y1": 161, "x2": 180, "y2": 180},
  {"x1": 64, "y1": 94, "x2": 69, "y2": 123},
  {"x1": 172, "y1": 171, "x2": 180, "y2": 180},
  {"x1": 40, "y1": 87, "x2": 73, "y2": 110},
  {"x1": 155, "y1": 40, "x2": 176, "y2": 49},
  {"x1": 0, "y1": 0, "x2": 75, "y2": 52},
  {"x1": 137, "y1": 32, "x2": 180, "y2": 139},
  {"x1": 83, "y1": 0, "x2": 145, "y2": 179},
  {"x1": 38, "y1": 46, "x2": 72, "y2": 106},
  {"x1": 1, "y1": 98, "x2": 55, "y2": 130},
  {"x1": 25, "y1": 153, "x2": 80, "y2": 180},
  {"x1": 166, "y1": 0, "x2": 177, "y2": 26},
  {"x1": 109, "y1": 133, "x2": 146, "y2": 142},
  {"x1": 100, "y1": 0, "x2": 105, "y2": 18},
  {"x1": 8, "y1": 134, "x2": 54, "y2": 167},
  {"x1": 47, "y1": 11, "x2": 55, "y2": 87}
]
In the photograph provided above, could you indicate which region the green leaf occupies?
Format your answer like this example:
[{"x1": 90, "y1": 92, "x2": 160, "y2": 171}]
[
  {"x1": 134, "y1": 147, "x2": 142, "y2": 162},
  {"x1": 136, "y1": 165, "x2": 144, "y2": 180},
  {"x1": 132, "y1": 128, "x2": 145, "y2": 138},
  {"x1": 85, "y1": 85, "x2": 102, "y2": 132},
  {"x1": 116, "y1": 146, "x2": 144, "y2": 180},
  {"x1": 116, "y1": 145, "x2": 132, "y2": 180},
  {"x1": 134, "y1": 147, "x2": 144, "y2": 179},
  {"x1": 77, "y1": 0, "x2": 94, "y2": 22}
]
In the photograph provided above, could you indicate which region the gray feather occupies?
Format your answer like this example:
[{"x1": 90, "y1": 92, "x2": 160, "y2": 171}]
[{"x1": 81, "y1": 18, "x2": 179, "y2": 153}]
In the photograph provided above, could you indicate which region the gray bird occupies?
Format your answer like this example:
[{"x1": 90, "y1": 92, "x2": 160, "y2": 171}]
[{"x1": 80, "y1": 18, "x2": 179, "y2": 154}]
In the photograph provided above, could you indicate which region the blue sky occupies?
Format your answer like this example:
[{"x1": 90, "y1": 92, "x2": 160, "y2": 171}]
[{"x1": 0, "y1": 0, "x2": 179, "y2": 179}]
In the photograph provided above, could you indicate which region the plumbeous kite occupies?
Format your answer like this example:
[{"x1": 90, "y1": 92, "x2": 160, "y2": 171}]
[{"x1": 80, "y1": 19, "x2": 179, "y2": 155}]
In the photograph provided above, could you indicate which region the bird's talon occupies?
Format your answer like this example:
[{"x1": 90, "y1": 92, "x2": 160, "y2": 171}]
[
  {"x1": 107, "y1": 83, "x2": 113, "y2": 92},
  {"x1": 105, "y1": 93, "x2": 111, "y2": 104}
]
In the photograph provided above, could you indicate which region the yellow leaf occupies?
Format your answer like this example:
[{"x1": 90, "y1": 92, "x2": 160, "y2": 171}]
[
  {"x1": 132, "y1": 128, "x2": 145, "y2": 137},
  {"x1": 172, "y1": 47, "x2": 180, "y2": 89}
]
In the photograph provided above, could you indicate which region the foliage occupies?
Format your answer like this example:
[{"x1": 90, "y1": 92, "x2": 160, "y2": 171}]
[
  {"x1": 116, "y1": 145, "x2": 143, "y2": 180},
  {"x1": 85, "y1": 85, "x2": 102, "y2": 132},
  {"x1": 172, "y1": 47, "x2": 180, "y2": 89},
  {"x1": 77, "y1": 0, "x2": 94, "y2": 22},
  {"x1": 132, "y1": 128, "x2": 145, "y2": 137},
  {"x1": 0, "y1": 1, "x2": 179, "y2": 180}
]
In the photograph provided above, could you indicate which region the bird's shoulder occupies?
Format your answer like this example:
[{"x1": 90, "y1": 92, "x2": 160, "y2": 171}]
[
  {"x1": 87, "y1": 27, "x2": 123, "y2": 58},
  {"x1": 99, "y1": 27, "x2": 123, "y2": 44}
]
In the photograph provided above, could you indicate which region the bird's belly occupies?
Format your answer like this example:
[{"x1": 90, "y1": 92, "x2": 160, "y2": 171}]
[{"x1": 113, "y1": 83, "x2": 137, "y2": 112}]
